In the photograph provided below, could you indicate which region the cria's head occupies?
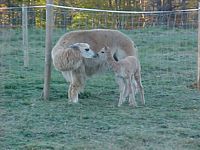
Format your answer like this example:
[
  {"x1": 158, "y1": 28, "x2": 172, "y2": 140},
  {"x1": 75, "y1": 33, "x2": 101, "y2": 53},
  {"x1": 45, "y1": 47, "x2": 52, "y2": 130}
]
[
  {"x1": 69, "y1": 43, "x2": 98, "y2": 58},
  {"x1": 97, "y1": 46, "x2": 111, "y2": 60}
]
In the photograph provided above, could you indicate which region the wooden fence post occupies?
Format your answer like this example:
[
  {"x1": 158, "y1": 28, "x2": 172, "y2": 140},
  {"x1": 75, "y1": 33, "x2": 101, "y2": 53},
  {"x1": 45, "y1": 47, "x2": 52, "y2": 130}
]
[
  {"x1": 198, "y1": 3, "x2": 200, "y2": 90},
  {"x1": 22, "y1": 4, "x2": 29, "y2": 68},
  {"x1": 43, "y1": 0, "x2": 53, "y2": 100}
]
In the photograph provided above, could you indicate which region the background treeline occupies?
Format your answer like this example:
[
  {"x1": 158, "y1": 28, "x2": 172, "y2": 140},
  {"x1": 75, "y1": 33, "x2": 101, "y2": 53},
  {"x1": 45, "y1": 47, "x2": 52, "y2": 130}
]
[
  {"x1": 1, "y1": 0, "x2": 199, "y2": 11},
  {"x1": 0, "y1": 0, "x2": 199, "y2": 29}
]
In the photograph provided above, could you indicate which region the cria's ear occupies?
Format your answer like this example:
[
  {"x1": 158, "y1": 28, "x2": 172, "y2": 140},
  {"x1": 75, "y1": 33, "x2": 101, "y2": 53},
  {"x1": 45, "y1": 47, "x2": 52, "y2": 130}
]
[
  {"x1": 104, "y1": 45, "x2": 108, "y2": 50},
  {"x1": 104, "y1": 45, "x2": 110, "y2": 51},
  {"x1": 69, "y1": 44, "x2": 80, "y2": 50}
]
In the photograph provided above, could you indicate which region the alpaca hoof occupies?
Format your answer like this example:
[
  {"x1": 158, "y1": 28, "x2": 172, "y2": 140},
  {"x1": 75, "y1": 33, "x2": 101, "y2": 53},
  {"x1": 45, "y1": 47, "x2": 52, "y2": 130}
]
[
  {"x1": 141, "y1": 100, "x2": 145, "y2": 106},
  {"x1": 71, "y1": 98, "x2": 78, "y2": 103},
  {"x1": 118, "y1": 103, "x2": 122, "y2": 107},
  {"x1": 129, "y1": 103, "x2": 137, "y2": 108},
  {"x1": 122, "y1": 98, "x2": 126, "y2": 103},
  {"x1": 69, "y1": 100, "x2": 78, "y2": 103},
  {"x1": 68, "y1": 95, "x2": 79, "y2": 103}
]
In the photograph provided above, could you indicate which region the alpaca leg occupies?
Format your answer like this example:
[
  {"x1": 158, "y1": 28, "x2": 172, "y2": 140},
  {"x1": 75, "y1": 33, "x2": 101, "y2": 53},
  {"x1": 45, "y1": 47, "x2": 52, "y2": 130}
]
[
  {"x1": 122, "y1": 80, "x2": 127, "y2": 103},
  {"x1": 70, "y1": 68, "x2": 86, "y2": 103},
  {"x1": 116, "y1": 77, "x2": 126, "y2": 107},
  {"x1": 68, "y1": 81, "x2": 85, "y2": 103},
  {"x1": 123, "y1": 79, "x2": 129, "y2": 99},
  {"x1": 62, "y1": 71, "x2": 77, "y2": 102},
  {"x1": 64, "y1": 67, "x2": 86, "y2": 103},
  {"x1": 68, "y1": 83, "x2": 79, "y2": 103},
  {"x1": 62, "y1": 71, "x2": 79, "y2": 102},
  {"x1": 135, "y1": 71, "x2": 145, "y2": 105},
  {"x1": 132, "y1": 78, "x2": 138, "y2": 95},
  {"x1": 62, "y1": 71, "x2": 73, "y2": 82},
  {"x1": 128, "y1": 78, "x2": 137, "y2": 107}
]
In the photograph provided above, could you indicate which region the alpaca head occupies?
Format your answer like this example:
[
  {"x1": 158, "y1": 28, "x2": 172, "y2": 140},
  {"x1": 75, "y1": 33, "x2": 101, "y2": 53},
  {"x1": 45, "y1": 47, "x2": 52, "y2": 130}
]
[
  {"x1": 69, "y1": 43, "x2": 98, "y2": 58},
  {"x1": 97, "y1": 46, "x2": 111, "y2": 60}
]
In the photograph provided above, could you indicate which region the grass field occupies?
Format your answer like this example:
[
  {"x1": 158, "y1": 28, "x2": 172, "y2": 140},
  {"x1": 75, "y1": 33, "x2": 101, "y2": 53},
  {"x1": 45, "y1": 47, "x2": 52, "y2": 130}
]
[{"x1": 1, "y1": 27, "x2": 200, "y2": 150}]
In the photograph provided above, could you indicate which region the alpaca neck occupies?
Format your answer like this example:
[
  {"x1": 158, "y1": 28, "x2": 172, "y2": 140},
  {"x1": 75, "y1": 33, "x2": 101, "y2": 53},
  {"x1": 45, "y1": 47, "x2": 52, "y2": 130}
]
[{"x1": 106, "y1": 52, "x2": 119, "y2": 72}]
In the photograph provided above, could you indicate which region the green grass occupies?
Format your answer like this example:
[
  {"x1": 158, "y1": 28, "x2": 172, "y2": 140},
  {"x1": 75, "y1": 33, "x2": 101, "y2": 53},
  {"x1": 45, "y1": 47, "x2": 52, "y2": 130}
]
[{"x1": 0, "y1": 27, "x2": 200, "y2": 150}]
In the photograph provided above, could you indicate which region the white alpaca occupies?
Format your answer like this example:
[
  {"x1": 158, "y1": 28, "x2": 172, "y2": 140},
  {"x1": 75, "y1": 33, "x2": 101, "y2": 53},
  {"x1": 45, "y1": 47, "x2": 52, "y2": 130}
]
[
  {"x1": 98, "y1": 46, "x2": 145, "y2": 107},
  {"x1": 52, "y1": 42, "x2": 98, "y2": 102},
  {"x1": 52, "y1": 29, "x2": 138, "y2": 103}
]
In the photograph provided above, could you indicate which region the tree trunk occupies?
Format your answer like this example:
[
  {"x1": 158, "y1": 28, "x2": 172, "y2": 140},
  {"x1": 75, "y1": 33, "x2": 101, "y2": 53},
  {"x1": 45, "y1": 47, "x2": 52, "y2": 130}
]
[
  {"x1": 108, "y1": 0, "x2": 112, "y2": 8},
  {"x1": 157, "y1": 0, "x2": 162, "y2": 11},
  {"x1": 181, "y1": 0, "x2": 187, "y2": 28},
  {"x1": 115, "y1": 0, "x2": 118, "y2": 10},
  {"x1": 166, "y1": 0, "x2": 172, "y2": 11}
]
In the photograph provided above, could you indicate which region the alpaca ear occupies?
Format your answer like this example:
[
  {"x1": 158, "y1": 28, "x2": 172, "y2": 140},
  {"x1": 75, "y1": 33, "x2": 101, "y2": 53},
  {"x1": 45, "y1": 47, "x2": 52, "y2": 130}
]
[
  {"x1": 104, "y1": 45, "x2": 110, "y2": 51},
  {"x1": 69, "y1": 44, "x2": 80, "y2": 50},
  {"x1": 104, "y1": 45, "x2": 108, "y2": 50}
]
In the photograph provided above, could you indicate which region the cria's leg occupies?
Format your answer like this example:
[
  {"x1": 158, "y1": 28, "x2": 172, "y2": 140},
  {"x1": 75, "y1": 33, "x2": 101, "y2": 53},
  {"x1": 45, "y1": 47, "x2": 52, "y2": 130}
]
[
  {"x1": 132, "y1": 79, "x2": 138, "y2": 95},
  {"x1": 115, "y1": 77, "x2": 126, "y2": 107},
  {"x1": 135, "y1": 70, "x2": 145, "y2": 105},
  {"x1": 128, "y1": 77, "x2": 137, "y2": 107},
  {"x1": 123, "y1": 79, "x2": 129, "y2": 99}
]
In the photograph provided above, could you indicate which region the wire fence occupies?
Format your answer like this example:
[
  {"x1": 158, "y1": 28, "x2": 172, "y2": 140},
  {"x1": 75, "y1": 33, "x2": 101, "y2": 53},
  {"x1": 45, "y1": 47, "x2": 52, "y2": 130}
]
[{"x1": 0, "y1": 5, "x2": 199, "y2": 100}]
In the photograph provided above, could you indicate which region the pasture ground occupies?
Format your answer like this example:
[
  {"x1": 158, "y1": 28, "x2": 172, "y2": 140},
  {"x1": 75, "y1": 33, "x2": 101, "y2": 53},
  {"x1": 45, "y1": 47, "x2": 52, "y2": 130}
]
[{"x1": 0, "y1": 28, "x2": 200, "y2": 149}]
